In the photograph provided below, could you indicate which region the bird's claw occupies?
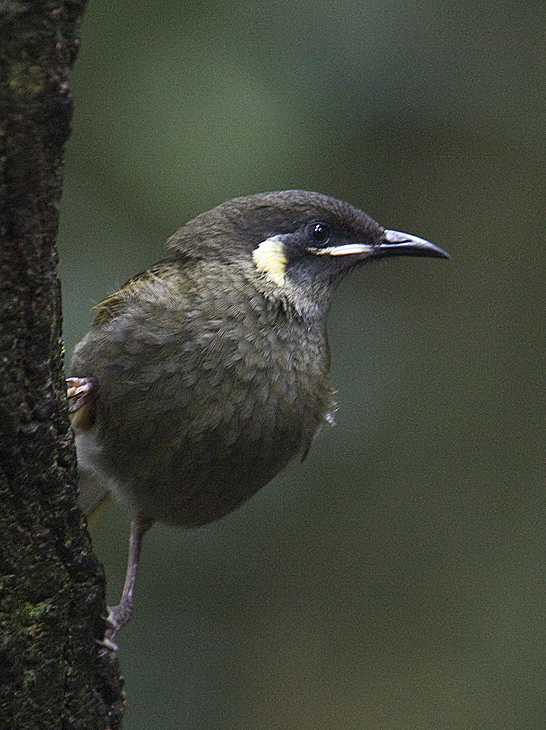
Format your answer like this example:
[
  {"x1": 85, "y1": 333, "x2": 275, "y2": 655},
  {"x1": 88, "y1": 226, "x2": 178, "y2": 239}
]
[
  {"x1": 95, "y1": 636, "x2": 119, "y2": 656},
  {"x1": 96, "y1": 607, "x2": 121, "y2": 656},
  {"x1": 66, "y1": 376, "x2": 97, "y2": 412},
  {"x1": 101, "y1": 610, "x2": 117, "y2": 630}
]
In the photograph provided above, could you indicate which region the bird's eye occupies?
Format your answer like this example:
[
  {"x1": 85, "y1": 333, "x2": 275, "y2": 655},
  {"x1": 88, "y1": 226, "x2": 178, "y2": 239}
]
[{"x1": 306, "y1": 222, "x2": 331, "y2": 245}]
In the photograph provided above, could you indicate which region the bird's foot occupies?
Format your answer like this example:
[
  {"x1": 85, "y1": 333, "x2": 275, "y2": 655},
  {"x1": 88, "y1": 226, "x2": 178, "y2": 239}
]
[
  {"x1": 67, "y1": 377, "x2": 98, "y2": 430},
  {"x1": 96, "y1": 603, "x2": 132, "y2": 657},
  {"x1": 95, "y1": 518, "x2": 151, "y2": 656},
  {"x1": 95, "y1": 635, "x2": 119, "y2": 656},
  {"x1": 67, "y1": 376, "x2": 97, "y2": 411}
]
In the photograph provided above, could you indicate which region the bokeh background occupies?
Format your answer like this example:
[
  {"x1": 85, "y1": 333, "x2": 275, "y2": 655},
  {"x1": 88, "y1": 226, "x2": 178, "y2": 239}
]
[{"x1": 58, "y1": 2, "x2": 546, "y2": 728}]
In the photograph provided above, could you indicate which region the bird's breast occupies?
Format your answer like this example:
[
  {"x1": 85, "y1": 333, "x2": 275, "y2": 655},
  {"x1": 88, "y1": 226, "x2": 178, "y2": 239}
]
[{"x1": 75, "y1": 293, "x2": 333, "y2": 526}]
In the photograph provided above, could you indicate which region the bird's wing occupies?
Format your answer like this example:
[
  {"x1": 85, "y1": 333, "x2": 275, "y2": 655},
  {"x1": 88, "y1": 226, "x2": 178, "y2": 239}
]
[{"x1": 91, "y1": 258, "x2": 192, "y2": 327}]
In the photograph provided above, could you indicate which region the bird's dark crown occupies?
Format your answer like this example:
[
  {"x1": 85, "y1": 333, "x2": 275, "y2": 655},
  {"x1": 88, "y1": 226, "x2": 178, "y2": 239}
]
[{"x1": 166, "y1": 190, "x2": 383, "y2": 260}]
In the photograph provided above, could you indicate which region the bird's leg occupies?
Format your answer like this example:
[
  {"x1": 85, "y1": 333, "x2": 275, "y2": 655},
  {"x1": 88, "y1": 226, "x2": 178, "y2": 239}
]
[
  {"x1": 67, "y1": 378, "x2": 154, "y2": 653},
  {"x1": 98, "y1": 516, "x2": 154, "y2": 655}
]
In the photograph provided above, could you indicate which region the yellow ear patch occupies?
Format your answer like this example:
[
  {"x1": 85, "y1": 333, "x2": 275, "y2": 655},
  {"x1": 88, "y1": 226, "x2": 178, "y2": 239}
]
[{"x1": 252, "y1": 235, "x2": 287, "y2": 287}]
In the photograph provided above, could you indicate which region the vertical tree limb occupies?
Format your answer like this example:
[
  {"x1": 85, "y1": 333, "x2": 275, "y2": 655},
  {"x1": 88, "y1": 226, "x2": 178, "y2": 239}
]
[{"x1": 0, "y1": 2, "x2": 124, "y2": 727}]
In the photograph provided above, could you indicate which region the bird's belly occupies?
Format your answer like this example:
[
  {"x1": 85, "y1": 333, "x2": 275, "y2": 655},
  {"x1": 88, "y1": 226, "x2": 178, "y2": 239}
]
[
  {"x1": 82, "y1": 384, "x2": 328, "y2": 527},
  {"x1": 131, "y1": 435, "x2": 298, "y2": 526}
]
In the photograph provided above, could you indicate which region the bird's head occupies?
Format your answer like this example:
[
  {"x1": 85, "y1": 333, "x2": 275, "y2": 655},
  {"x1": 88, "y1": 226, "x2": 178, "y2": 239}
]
[{"x1": 167, "y1": 190, "x2": 450, "y2": 316}]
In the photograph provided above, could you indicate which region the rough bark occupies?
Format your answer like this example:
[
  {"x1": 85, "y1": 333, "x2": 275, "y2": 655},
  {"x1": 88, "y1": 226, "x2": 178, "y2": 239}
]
[{"x1": 0, "y1": 2, "x2": 125, "y2": 727}]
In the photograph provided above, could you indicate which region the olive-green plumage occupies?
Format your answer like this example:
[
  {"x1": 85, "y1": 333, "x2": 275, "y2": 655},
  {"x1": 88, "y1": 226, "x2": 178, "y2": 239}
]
[
  {"x1": 69, "y1": 190, "x2": 449, "y2": 649},
  {"x1": 72, "y1": 255, "x2": 333, "y2": 526}
]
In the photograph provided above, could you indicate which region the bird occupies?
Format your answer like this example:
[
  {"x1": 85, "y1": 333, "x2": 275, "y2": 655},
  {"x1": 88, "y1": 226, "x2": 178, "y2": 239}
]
[{"x1": 67, "y1": 189, "x2": 450, "y2": 652}]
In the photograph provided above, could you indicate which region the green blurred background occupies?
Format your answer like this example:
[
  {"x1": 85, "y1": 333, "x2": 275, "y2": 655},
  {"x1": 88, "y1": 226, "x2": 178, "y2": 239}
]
[{"x1": 58, "y1": 1, "x2": 546, "y2": 728}]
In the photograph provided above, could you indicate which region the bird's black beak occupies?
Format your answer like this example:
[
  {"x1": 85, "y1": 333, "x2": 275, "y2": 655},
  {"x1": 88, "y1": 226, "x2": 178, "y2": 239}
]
[
  {"x1": 323, "y1": 230, "x2": 450, "y2": 261},
  {"x1": 375, "y1": 230, "x2": 451, "y2": 260}
]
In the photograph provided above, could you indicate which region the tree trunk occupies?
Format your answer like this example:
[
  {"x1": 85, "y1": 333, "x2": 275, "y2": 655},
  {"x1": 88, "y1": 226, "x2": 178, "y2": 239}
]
[{"x1": 0, "y1": 2, "x2": 125, "y2": 727}]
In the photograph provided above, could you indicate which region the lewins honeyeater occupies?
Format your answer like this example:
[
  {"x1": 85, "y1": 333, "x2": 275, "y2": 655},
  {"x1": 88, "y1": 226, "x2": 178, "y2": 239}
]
[{"x1": 68, "y1": 190, "x2": 450, "y2": 651}]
